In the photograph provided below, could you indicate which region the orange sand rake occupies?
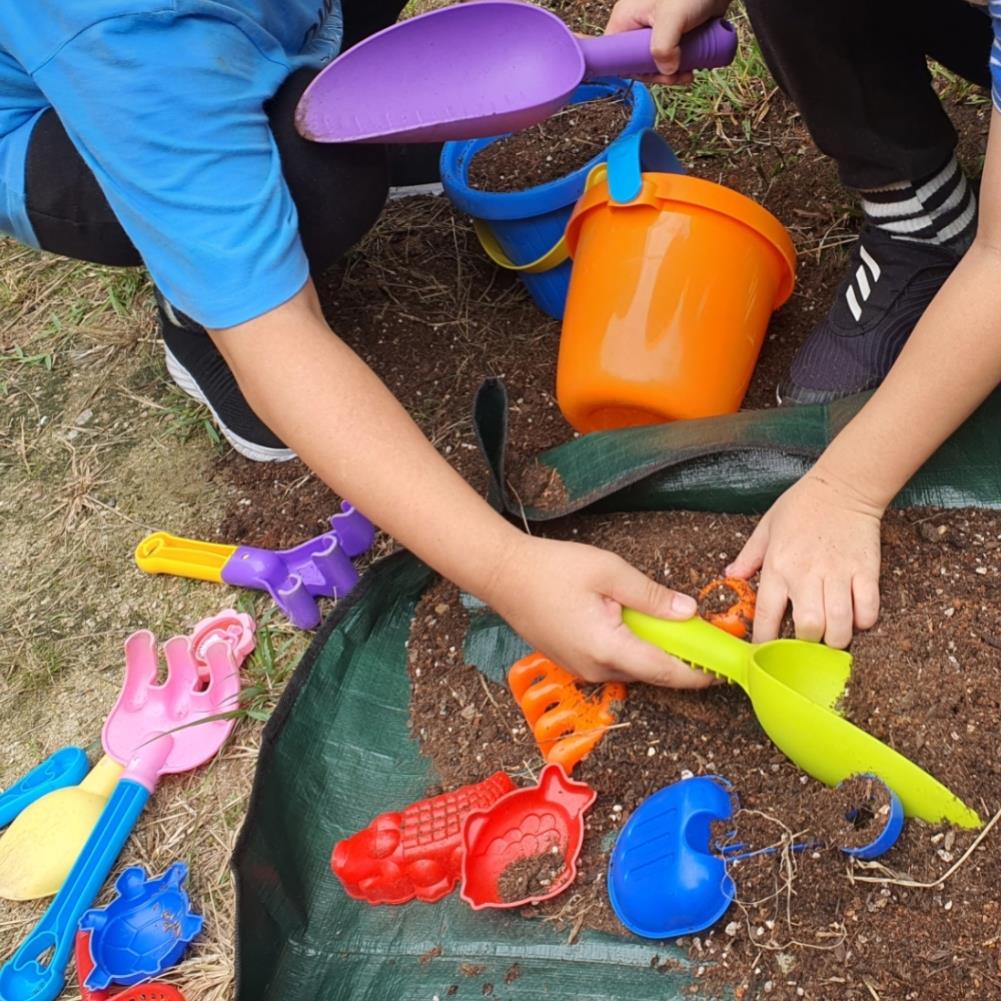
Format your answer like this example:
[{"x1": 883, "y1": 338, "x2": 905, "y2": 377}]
[{"x1": 508, "y1": 652, "x2": 626, "y2": 773}]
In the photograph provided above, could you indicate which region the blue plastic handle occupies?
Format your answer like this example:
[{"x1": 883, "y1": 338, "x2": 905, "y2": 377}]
[
  {"x1": 0, "y1": 748, "x2": 89, "y2": 828},
  {"x1": 606, "y1": 127, "x2": 685, "y2": 205},
  {"x1": 0, "y1": 779, "x2": 150, "y2": 1001},
  {"x1": 841, "y1": 776, "x2": 905, "y2": 861}
]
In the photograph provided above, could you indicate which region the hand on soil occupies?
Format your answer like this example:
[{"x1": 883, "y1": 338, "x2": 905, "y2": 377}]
[
  {"x1": 488, "y1": 536, "x2": 713, "y2": 688},
  {"x1": 604, "y1": 0, "x2": 731, "y2": 84},
  {"x1": 726, "y1": 469, "x2": 883, "y2": 648}
]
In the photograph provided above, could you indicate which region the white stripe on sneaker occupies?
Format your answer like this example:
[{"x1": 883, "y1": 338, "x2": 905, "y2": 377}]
[
  {"x1": 163, "y1": 345, "x2": 296, "y2": 463},
  {"x1": 859, "y1": 245, "x2": 881, "y2": 282},
  {"x1": 855, "y1": 265, "x2": 871, "y2": 301},
  {"x1": 846, "y1": 285, "x2": 862, "y2": 322}
]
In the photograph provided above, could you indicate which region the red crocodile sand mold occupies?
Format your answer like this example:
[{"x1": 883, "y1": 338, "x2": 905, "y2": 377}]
[{"x1": 331, "y1": 772, "x2": 514, "y2": 905}]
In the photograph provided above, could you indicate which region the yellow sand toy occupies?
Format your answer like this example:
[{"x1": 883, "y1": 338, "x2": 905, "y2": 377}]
[{"x1": 624, "y1": 611, "x2": 981, "y2": 829}]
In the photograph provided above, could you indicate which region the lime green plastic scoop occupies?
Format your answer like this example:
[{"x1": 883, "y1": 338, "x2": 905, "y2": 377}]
[{"x1": 624, "y1": 611, "x2": 981, "y2": 829}]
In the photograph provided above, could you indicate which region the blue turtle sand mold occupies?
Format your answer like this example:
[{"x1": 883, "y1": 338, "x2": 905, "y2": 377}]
[{"x1": 79, "y1": 862, "x2": 203, "y2": 990}]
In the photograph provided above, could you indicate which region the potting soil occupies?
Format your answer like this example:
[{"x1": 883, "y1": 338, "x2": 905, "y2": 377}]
[
  {"x1": 407, "y1": 508, "x2": 1001, "y2": 1001},
  {"x1": 497, "y1": 849, "x2": 568, "y2": 904},
  {"x1": 468, "y1": 96, "x2": 633, "y2": 193}
]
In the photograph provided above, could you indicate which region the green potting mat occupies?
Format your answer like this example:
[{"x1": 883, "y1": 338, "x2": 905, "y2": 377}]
[
  {"x1": 474, "y1": 379, "x2": 1001, "y2": 519},
  {"x1": 233, "y1": 553, "x2": 701, "y2": 1001},
  {"x1": 233, "y1": 385, "x2": 1001, "y2": 1001}
]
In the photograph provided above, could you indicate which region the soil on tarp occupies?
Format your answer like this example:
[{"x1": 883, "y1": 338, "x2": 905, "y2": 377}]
[
  {"x1": 468, "y1": 94, "x2": 633, "y2": 193},
  {"x1": 407, "y1": 508, "x2": 1001, "y2": 1001},
  {"x1": 508, "y1": 457, "x2": 572, "y2": 511}
]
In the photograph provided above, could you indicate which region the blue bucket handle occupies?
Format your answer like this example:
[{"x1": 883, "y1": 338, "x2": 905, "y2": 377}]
[
  {"x1": 475, "y1": 128, "x2": 685, "y2": 274},
  {"x1": 606, "y1": 128, "x2": 685, "y2": 205}
]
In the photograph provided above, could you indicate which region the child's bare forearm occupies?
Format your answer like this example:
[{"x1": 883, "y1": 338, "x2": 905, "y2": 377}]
[
  {"x1": 816, "y1": 243, "x2": 1001, "y2": 505},
  {"x1": 207, "y1": 282, "x2": 708, "y2": 689},
  {"x1": 813, "y1": 113, "x2": 1001, "y2": 508},
  {"x1": 209, "y1": 282, "x2": 525, "y2": 605}
]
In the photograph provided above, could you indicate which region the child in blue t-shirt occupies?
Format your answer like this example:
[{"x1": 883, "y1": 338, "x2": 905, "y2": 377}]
[
  {"x1": 606, "y1": 0, "x2": 1001, "y2": 648},
  {"x1": 0, "y1": 1, "x2": 708, "y2": 689}
]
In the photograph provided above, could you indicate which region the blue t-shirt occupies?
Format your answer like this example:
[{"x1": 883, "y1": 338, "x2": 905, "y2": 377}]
[
  {"x1": 0, "y1": 1, "x2": 343, "y2": 328},
  {"x1": 991, "y1": 1, "x2": 1001, "y2": 109}
]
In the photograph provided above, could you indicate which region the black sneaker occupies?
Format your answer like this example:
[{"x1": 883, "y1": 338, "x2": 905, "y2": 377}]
[
  {"x1": 777, "y1": 226, "x2": 964, "y2": 406},
  {"x1": 387, "y1": 142, "x2": 444, "y2": 200},
  {"x1": 157, "y1": 295, "x2": 296, "y2": 463}
]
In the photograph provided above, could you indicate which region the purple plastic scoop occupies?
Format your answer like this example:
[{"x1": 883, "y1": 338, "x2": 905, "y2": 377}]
[{"x1": 296, "y1": 1, "x2": 737, "y2": 144}]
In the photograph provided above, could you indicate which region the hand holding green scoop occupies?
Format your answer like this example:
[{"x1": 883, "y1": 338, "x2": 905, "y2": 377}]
[{"x1": 623, "y1": 611, "x2": 981, "y2": 829}]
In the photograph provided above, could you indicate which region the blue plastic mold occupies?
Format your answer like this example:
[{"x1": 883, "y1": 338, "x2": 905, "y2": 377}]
[
  {"x1": 440, "y1": 78, "x2": 658, "y2": 319},
  {"x1": 840, "y1": 775, "x2": 905, "y2": 861},
  {"x1": 608, "y1": 776, "x2": 736, "y2": 940},
  {"x1": 79, "y1": 862, "x2": 203, "y2": 990}
]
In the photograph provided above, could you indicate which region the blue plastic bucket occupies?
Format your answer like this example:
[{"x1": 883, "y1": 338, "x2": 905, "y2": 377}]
[{"x1": 440, "y1": 79, "x2": 656, "y2": 320}]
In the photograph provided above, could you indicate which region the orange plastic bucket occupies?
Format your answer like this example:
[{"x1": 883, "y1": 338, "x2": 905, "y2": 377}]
[{"x1": 557, "y1": 169, "x2": 796, "y2": 434}]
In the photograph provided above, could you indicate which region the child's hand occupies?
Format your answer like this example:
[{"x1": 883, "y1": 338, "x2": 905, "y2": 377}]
[
  {"x1": 488, "y1": 535, "x2": 713, "y2": 688},
  {"x1": 604, "y1": 0, "x2": 732, "y2": 84},
  {"x1": 726, "y1": 469, "x2": 884, "y2": 648}
]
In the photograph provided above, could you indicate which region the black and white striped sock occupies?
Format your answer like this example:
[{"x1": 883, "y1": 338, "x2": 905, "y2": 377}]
[{"x1": 860, "y1": 155, "x2": 977, "y2": 254}]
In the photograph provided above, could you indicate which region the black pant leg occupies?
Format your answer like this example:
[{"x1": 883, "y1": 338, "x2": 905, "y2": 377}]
[
  {"x1": 744, "y1": 0, "x2": 992, "y2": 190},
  {"x1": 340, "y1": 0, "x2": 408, "y2": 50},
  {"x1": 25, "y1": 110, "x2": 143, "y2": 267},
  {"x1": 263, "y1": 67, "x2": 388, "y2": 277},
  {"x1": 918, "y1": 0, "x2": 993, "y2": 88},
  {"x1": 25, "y1": 66, "x2": 390, "y2": 282}
]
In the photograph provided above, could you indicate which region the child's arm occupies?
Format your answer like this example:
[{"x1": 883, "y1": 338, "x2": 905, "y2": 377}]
[
  {"x1": 729, "y1": 110, "x2": 1001, "y2": 647},
  {"x1": 209, "y1": 283, "x2": 711, "y2": 688},
  {"x1": 605, "y1": 0, "x2": 732, "y2": 84}
]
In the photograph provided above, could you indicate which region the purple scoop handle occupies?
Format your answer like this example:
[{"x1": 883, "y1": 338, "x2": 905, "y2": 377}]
[{"x1": 578, "y1": 19, "x2": 738, "y2": 78}]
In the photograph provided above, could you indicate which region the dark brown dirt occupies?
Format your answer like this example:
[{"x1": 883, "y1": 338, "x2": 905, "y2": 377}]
[
  {"x1": 822, "y1": 775, "x2": 895, "y2": 851},
  {"x1": 468, "y1": 95, "x2": 633, "y2": 193},
  {"x1": 212, "y1": 456, "x2": 339, "y2": 550},
  {"x1": 419, "y1": 945, "x2": 443, "y2": 966},
  {"x1": 713, "y1": 775, "x2": 897, "y2": 858},
  {"x1": 497, "y1": 847, "x2": 567, "y2": 903},
  {"x1": 408, "y1": 508, "x2": 1001, "y2": 1001},
  {"x1": 508, "y1": 458, "x2": 571, "y2": 511}
]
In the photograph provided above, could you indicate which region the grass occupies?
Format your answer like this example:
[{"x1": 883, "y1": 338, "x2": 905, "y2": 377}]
[
  {"x1": 160, "y1": 384, "x2": 227, "y2": 452},
  {"x1": 0, "y1": 232, "x2": 298, "y2": 999},
  {"x1": 236, "y1": 602, "x2": 304, "y2": 723},
  {"x1": 655, "y1": 12, "x2": 773, "y2": 127}
]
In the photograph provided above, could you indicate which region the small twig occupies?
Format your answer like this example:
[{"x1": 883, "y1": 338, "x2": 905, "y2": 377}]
[
  {"x1": 478, "y1": 672, "x2": 500, "y2": 710},
  {"x1": 558, "y1": 720, "x2": 632, "y2": 741},
  {"x1": 863, "y1": 977, "x2": 881, "y2": 1001},
  {"x1": 505, "y1": 479, "x2": 532, "y2": 536},
  {"x1": 567, "y1": 908, "x2": 588, "y2": 945},
  {"x1": 851, "y1": 807, "x2": 1001, "y2": 889}
]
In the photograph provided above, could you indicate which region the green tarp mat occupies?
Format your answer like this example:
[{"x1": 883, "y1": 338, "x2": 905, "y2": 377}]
[
  {"x1": 474, "y1": 380, "x2": 1001, "y2": 520},
  {"x1": 233, "y1": 385, "x2": 1001, "y2": 1001}
]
